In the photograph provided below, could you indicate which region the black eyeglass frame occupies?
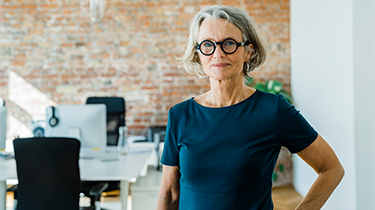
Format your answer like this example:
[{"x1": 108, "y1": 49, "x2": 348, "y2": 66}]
[{"x1": 195, "y1": 38, "x2": 251, "y2": 56}]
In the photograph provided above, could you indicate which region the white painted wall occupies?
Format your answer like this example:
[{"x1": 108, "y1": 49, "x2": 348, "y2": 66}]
[
  {"x1": 352, "y1": 0, "x2": 375, "y2": 209},
  {"x1": 291, "y1": 0, "x2": 375, "y2": 209}
]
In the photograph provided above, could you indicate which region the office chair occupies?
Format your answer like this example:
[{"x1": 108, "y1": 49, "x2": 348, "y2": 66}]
[
  {"x1": 81, "y1": 97, "x2": 125, "y2": 207},
  {"x1": 13, "y1": 137, "x2": 108, "y2": 210},
  {"x1": 86, "y1": 97, "x2": 125, "y2": 146}
]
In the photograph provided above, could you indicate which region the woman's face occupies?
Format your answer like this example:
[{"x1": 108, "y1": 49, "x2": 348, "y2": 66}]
[{"x1": 197, "y1": 18, "x2": 252, "y2": 82}]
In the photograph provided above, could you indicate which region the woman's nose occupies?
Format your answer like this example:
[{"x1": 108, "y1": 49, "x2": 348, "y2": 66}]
[{"x1": 213, "y1": 44, "x2": 226, "y2": 58}]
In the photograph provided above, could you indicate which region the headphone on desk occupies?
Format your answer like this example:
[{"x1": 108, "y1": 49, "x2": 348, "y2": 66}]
[{"x1": 49, "y1": 106, "x2": 59, "y2": 127}]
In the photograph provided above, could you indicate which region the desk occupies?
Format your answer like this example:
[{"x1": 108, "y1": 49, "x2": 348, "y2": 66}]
[{"x1": 0, "y1": 149, "x2": 151, "y2": 210}]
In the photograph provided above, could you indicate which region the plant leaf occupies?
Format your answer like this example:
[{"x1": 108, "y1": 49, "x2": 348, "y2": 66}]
[
  {"x1": 251, "y1": 80, "x2": 294, "y2": 104},
  {"x1": 254, "y1": 83, "x2": 266, "y2": 92},
  {"x1": 244, "y1": 77, "x2": 254, "y2": 86}
]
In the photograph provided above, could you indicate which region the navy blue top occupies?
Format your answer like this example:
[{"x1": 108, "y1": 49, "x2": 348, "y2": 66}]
[{"x1": 161, "y1": 90, "x2": 318, "y2": 210}]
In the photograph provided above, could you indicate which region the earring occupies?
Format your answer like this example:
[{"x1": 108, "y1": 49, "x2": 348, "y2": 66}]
[{"x1": 243, "y1": 61, "x2": 250, "y2": 72}]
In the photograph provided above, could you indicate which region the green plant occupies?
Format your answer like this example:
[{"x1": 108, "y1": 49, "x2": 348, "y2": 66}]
[{"x1": 245, "y1": 78, "x2": 293, "y2": 104}]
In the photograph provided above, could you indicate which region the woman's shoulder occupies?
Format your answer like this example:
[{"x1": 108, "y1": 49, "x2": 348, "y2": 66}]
[
  {"x1": 251, "y1": 89, "x2": 280, "y2": 102},
  {"x1": 249, "y1": 90, "x2": 291, "y2": 110},
  {"x1": 169, "y1": 97, "x2": 195, "y2": 112}
]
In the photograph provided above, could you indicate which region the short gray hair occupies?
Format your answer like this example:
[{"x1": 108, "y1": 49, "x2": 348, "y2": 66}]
[{"x1": 178, "y1": 5, "x2": 268, "y2": 78}]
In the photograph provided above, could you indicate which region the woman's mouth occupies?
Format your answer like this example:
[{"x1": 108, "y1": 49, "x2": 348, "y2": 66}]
[{"x1": 212, "y1": 63, "x2": 229, "y2": 68}]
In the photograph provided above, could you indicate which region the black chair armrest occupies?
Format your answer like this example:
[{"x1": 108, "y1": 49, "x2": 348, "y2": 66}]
[
  {"x1": 89, "y1": 182, "x2": 109, "y2": 201},
  {"x1": 7, "y1": 185, "x2": 18, "y2": 192}
]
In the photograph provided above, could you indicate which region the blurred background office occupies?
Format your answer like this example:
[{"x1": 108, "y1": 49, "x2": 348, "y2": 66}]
[{"x1": 1, "y1": 0, "x2": 374, "y2": 209}]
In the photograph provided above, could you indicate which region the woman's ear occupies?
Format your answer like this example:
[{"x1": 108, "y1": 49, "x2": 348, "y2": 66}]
[{"x1": 246, "y1": 44, "x2": 253, "y2": 60}]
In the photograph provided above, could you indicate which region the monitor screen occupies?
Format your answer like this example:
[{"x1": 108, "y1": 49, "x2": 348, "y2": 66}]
[
  {"x1": 0, "y1": 107, "x2": 7, "y2": 150},
  {"x1": 45, "y1": 104, "x2": 107, "y2": 151}
]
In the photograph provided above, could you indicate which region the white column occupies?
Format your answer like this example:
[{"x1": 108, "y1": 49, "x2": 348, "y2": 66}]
[
  {"x1": 290, "y1": 0, "x2": 375, "y2": 209},
  {"x1": 353, "y1": 0, "x2": 375, "y2": 209}
]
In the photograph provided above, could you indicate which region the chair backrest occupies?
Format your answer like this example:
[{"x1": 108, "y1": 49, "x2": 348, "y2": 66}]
[
  {"x1": 13, "y1": 137, "x2": 81, "y2": 210},
  {"x1": 86, "y1": 97, "x2": 125, "y2": 146}
]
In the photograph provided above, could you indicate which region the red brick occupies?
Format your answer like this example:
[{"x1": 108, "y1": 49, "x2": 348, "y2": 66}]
[
  {"x1": 41, "y1": 4, "x2": 60, "y2": 9},
  {"x1": 19, "y1": 4, "x2": 38, "y2": 9},
  {"x1": 0, "y1": 5, "x2": 18, "y2": 9},
  {"x1": 12, "y1": 61, "x2": 25, "y2": 66}
]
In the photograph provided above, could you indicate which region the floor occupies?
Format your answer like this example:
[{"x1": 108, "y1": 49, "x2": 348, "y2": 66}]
[
  {"x1": 5, "y1": 167, "x2": 303, "y2": 210},
  {"x1": 272, "y1": 185, "x2": 304, "y2": 210}
]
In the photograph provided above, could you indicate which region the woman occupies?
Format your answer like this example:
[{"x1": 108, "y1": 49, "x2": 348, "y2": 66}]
[{"x1": 157, "y1": 5, "x2": 344, "y2": 210}]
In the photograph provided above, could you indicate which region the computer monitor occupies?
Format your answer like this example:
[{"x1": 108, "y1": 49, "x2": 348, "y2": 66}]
[
  {"x1": 0, "y1": 107, "x2": 7, "y2": 151},
  {"x1": 45, "y1": 104, "x2": 107, "y2": 151}
]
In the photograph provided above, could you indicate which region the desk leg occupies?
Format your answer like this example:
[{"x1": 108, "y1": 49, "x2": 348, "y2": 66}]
[
  {"x1": 0, "y1": 181, "x2": 6, "y2": 210},
  {"x1": 120, "y1": 180, "x2": 129, "y2": 210}
]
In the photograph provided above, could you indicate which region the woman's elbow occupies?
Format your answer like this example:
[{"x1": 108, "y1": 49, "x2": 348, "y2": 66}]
[
  {"x1": 337, "y1": 162, "x2": 345, "y2": 181},
  {"x1": 325, "y1": 160, "x2": 345, "y2": 184}
]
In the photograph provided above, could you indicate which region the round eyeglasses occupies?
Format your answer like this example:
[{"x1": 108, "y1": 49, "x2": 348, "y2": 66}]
[{"x1": 196, "y1": 38, "x2": 250, "y2": 56}]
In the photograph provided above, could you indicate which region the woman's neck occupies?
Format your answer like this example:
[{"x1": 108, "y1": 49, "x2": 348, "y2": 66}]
[{"x1": 208, "y1": 78, "x2": 248, "y2": 107}]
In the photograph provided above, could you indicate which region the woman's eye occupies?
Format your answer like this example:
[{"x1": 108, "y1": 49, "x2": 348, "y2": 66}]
[
  {"x1": 224, "y1": 40, "x2": 235, "y2": 46},
  {"x1": 203, "y1": 42, "x2": 213, "y2": 48}
]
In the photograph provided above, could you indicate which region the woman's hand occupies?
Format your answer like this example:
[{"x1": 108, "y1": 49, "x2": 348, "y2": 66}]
[
  {"x1": 295, "y1": 134, "x2": 345, "y2": 209},
  {"x1": 156, "y1": 165, "x2": 181, "y2": 210}
]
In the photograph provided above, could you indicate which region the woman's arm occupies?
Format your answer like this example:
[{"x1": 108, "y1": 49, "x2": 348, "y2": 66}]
[
  {"x1": 156, "y1": 165, "x2": 181, "y2": 210},
  {"x1": 295, "y1": 134, "x2": 345, "y2": 209}
]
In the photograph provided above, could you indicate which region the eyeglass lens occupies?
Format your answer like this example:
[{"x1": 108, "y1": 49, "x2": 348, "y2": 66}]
[{"x1": 198, "y1": 38, "x2": 240, "y2": 56}]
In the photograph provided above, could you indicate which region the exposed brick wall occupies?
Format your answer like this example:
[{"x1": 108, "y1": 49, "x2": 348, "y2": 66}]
[
  {"x1": 0, "y1": 0, "x2": 290, "y2": 136},
  {"x1": 0, "y1": 0, "x2": 291, "y2": 185}
]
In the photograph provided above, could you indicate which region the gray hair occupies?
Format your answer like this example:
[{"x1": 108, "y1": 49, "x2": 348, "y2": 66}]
[{"x1": 178, "y1": 5, "x2": 268, "y2": 78}]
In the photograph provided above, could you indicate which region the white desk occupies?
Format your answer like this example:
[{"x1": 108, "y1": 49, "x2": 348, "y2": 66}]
[{"x1": 0, "y1": 149, "x2": 151, "y2": 210}]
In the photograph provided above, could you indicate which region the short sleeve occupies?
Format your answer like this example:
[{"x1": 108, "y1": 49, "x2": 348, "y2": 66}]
[
  {"x1": 160, "y1": 107, "x2": 180, "y2": 166},
  {"x1": 275, "y1": 95, "x2": 318, "y2": 153}
]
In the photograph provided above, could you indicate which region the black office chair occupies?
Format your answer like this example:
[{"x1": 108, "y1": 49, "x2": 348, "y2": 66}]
[
  {"x1": 81, "y1": 97, "x2": 125, "y2": 208},
  {"x1": 86, "y1": 97, "x2": 125, "y2": 146},
  {"x1": 12, "y1": 137, "x2": 108, "y2": 210}
]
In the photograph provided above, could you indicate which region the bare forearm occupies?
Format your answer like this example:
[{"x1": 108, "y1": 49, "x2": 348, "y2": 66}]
[
  {"x1": 296, "y1": 166, "x2": 344, "y2": 209},
  {"x1": 157, "y1": 165, "x2": 180, "y2": 210}
]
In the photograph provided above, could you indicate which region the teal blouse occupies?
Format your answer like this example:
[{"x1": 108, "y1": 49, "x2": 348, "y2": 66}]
[{"x1": 161, "y1": 90, "x2": 317, "y2": 210}]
